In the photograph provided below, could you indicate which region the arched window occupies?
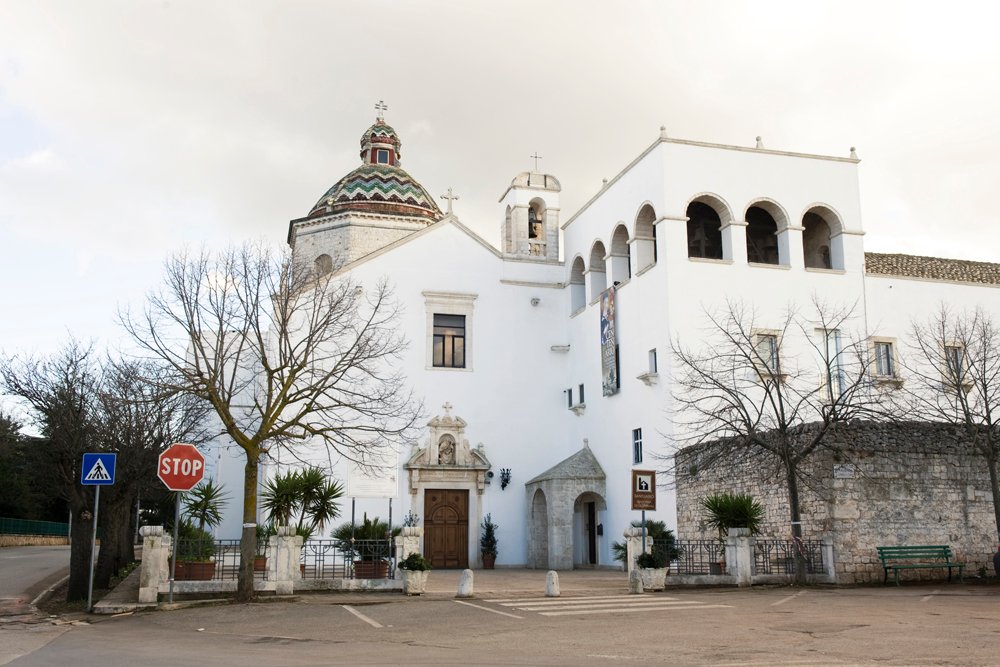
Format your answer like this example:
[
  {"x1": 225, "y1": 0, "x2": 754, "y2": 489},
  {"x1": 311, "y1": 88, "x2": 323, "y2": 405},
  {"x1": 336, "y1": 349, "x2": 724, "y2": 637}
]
[
  {"x1": 527, "y1": 198, "x2": 547, "y2": 256},
  {"x1": 570, "y1": 256, "x2": 586, "y2": 313},
  {"x1": 314, "y1": 254, "x2": 333, "y2": 276},
  {"x1": 610, "y1": 224, "x2": 630, "y2": 284},
  {"x1": 802, "y1": 207, "x2": 844, "y2": 269},
  {"x1": 588, "y1": 241, "x2": 607, "y2": 302},
  {"x1": 633, "y1": 204, "x2": 657, "y2": 270},
  {"x1": 686, "y1": 201, "x2": 723, "y2": 259},
  {"x1": 745, "y1": 206, "x2": 779, "y2": 265}
]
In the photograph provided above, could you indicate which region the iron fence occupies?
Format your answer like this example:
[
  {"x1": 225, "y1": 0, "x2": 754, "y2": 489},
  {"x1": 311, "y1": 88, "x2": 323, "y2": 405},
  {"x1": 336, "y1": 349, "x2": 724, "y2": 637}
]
[
  {"x1": 664, "y1": 539, "x2": 727, "y2": 575},
  {"x1": 172, "y1": 538, "x2": 256, "y2": 581},
  {"x1": 301, "y1": 539, "x2": 394, "y2": 580},
  {"x1": 0, "y1": 517, "x2": 69, "y2": 536},
  {"x1": 753, "y1": 539, "x2": 825, "y2": 575}
]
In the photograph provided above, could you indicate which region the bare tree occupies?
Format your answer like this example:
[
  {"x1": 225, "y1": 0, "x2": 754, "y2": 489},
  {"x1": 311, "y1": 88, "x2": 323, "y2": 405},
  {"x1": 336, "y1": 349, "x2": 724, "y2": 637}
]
[
  {"x1": 1, "y1": 341, "x2": 101, "y2": 600},
  {"x1": 668, "y1": 299, "x2": 881, "y2": 583},
  {"x1": 120, "y1": 243, "x2": 421, "y2": 600},
  {"x1": 901, "y1": 305, "x2": 1000, "y2": 542}
]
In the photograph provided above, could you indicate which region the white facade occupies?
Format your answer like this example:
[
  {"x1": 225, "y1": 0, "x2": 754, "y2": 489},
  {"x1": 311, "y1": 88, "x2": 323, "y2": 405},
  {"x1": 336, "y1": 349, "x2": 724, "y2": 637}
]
[{"x1": 212, "y1": 120, "x2": 1000, "y2": 570}]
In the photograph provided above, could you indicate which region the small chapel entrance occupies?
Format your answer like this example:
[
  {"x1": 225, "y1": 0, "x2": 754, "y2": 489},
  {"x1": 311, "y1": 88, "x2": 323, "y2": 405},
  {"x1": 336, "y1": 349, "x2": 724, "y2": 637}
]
[{"x1": 424, "y1": 489, "x2": 469, "y2": 569}]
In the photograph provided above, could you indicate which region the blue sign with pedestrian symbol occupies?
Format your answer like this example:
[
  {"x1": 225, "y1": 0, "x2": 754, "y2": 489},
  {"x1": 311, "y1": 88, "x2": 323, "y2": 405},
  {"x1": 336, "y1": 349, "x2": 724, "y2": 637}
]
[{"x1": 81, "y1": 453, "x2": 117, "y2": 486}]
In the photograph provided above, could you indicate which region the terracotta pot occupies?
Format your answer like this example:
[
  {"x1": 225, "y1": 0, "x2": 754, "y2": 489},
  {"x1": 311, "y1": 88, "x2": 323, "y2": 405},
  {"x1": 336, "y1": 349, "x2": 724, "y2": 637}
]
[
  {"x1": 482, "y1": 554, "x2": 496, "y2": 569},
  {"x1": 353, "y1": 560, "x2": 389, "y2": 579},
  {"x1": 175, "y1": 561, "x2": 216, "y2": 581},
  {"x1": 254, "y1": 556, "x2": 267, "y2": 573}
]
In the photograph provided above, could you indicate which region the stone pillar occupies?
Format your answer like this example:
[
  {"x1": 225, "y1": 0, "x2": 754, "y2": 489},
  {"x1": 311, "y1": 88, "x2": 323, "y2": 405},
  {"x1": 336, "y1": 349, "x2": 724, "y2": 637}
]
[
  {"x1": 395, "y1": 527, "x2": 423, "y2": 574},
  {"x1": 727, "y1": 528, "x2": 753, "y2": 587},
  {"x1": 269, "y1": 526, "x2": 303, "y2": 595},
  {"x1": 623, "y1": 526, "x2": 653, "y2": 575},
  {"x1": 822, "y1": 536, "x2": 836, "y2": 581},
  {"x1": 138, "y1": 526, "x2": 170, "y2": 604}
]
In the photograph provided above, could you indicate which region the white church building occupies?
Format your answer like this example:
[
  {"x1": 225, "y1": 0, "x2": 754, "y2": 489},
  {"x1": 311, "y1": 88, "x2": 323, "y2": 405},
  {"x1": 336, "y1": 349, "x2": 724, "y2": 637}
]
[{"x1": 213, "y1": 112, "x2": 1000, "y2": 571}]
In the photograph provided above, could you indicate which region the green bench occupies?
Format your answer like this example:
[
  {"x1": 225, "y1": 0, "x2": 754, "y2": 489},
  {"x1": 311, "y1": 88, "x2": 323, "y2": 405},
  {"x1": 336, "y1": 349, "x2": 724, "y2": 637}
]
[{"x1": 876, "y1": 545, "x2": 965, "y2": 586}]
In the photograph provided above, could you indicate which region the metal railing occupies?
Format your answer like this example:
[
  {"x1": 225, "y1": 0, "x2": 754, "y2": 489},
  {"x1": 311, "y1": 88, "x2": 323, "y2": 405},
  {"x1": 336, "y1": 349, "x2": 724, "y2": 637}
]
[
  {"x1": 302, "y1": 539, "x2": 394, "y2": 580},
  {"x1": 665, "y1": 539, "x2": 727, "y2": 575},
  {"x1": 0, "y1": 517, "x2": 69, "y2": 536},
  {"x1": 753, "y1": 539, "x2": 825, "y2": 575},
  {"x1": 173, "y1": 538, "x2": 254, "y2": 581}
]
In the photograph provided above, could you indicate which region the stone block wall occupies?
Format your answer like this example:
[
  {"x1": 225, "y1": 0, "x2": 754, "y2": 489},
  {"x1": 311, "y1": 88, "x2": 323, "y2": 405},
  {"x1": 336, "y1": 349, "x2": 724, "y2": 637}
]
[{"x1": 676, "y1": 422, "x2": 999, "y2": 584}]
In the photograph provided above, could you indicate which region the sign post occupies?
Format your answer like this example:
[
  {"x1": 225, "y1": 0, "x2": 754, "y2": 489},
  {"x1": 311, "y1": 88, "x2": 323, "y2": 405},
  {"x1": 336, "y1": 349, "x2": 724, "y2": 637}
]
[
  {"x1": 157, "y1": 443, "x2": 206, "y2": 603},
  {"x1": 631, "y1": 469, "x2": 657, "y2": 555},
  {"x1": 81, "y1": 453, "x2": 117, "y2": 612}
]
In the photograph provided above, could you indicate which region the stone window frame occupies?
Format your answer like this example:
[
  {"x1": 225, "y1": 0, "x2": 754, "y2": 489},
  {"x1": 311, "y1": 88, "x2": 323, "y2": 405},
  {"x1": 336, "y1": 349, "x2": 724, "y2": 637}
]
[
  {"x1": 941, "y1": 341, "x2": 972, "y2": 394},
  {"x1": 632, "y1": 427, "x2": 643, "y2": 465},
  {"x1": 751, "y1": 328, "x2": 786, "y2": 384},
  {"x1": 424, "y1": 291, "x2": 477, "y2": 372},
  {"x1": 869, "y1": 336, "x2": 903, "y2": 388}
]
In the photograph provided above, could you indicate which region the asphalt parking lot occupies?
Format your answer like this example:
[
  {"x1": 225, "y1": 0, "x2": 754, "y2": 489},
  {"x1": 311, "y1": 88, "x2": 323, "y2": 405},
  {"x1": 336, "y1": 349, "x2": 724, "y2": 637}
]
[{"x1": 4, "y1": 574, "x2": 999, "y2": 666}]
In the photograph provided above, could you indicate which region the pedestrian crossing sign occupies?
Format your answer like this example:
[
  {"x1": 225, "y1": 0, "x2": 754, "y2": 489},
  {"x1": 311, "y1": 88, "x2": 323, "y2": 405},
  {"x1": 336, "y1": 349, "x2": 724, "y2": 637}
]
[{"x1": 81, "y1": 453, "x2": 117, "y2": 486}]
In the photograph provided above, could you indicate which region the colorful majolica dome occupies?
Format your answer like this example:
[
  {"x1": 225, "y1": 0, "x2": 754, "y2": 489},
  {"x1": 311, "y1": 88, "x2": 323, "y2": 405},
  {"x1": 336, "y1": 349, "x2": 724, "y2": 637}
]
[{"x1": 308, "y1": 118, "x2": 442, "y2": 221}]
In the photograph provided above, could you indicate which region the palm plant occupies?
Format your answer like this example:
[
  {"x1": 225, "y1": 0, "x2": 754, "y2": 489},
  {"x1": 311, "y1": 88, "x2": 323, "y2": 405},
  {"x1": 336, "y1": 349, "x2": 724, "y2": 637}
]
[
  {"x1": 183, "y1": 479, "x2": 229, "y2": 532},
  {"x1": 260, "y1": 467, "x2": 344, "y2": 541},
  {"x1": 612, "y1": 519, "x2": 680, "y2": 564},
  {"x1": 700, "y1": 492, "x2": 765, "y2": 538}
]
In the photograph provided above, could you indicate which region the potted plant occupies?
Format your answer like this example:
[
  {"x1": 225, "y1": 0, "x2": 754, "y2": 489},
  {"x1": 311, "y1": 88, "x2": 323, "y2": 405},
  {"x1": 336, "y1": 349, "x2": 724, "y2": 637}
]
[
  {"x1": 254, "y1": 522, "x2": 277, "y2": 572},
  {"x1": 174, "y1": 479, "x2": 228, "y2": 580},
  {"x1": 398, "y1": 552, "x2": 432, "y2": 595},
  {"x1": 701, "y1": 492, "x2": 764, "y2": 574},
  {"x1": 612, "y1": 519, "x2": 681, "y2": 571},
  {"x1": 332, "y1": 514, "x2": 396, "y2": 579},
  {"x1": 480, "y1": 513, "x2": 499, "y2": 569},
  {"x1": 636, "y1": 549, "x2": 668, "y2": 591}
]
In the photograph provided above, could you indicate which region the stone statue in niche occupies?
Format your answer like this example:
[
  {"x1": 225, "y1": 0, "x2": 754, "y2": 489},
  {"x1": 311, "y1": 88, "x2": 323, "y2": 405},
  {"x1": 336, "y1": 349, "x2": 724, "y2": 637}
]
[{"x1": 438, "y1": 436, "x2": 456, "y2": 465}]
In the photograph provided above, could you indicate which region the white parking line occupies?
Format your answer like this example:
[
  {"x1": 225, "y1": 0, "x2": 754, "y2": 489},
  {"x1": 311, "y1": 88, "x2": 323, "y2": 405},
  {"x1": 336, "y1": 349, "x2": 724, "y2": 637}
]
[
  {"x1": 920, "y1": 589, "x2": 941, "y2": 602},
  {"x1": 453, "y1": 599, "x2": 523, "y2": 619},
  {"x1": 501, "y1": 595, "x2": 656, "y2": 608},
  {"x1": 341, "y1": 604, "x2": 383, "y2": 628},
  {"x1": 519, "y1": 600, "x2": 705, "y2": 612},
  {"x1": 488, "y1": 595, "x2": 650, "y2": 604},
  {"x1": 770, "y1": 591, "x2": 806, "y2": 606},
  {"x1": 540, "y1": 604, "x2": 732, "y2": 617}
]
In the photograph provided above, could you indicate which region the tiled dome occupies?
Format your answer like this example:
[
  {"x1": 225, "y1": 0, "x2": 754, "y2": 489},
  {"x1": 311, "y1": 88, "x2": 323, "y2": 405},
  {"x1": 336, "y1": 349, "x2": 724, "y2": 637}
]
[{"x1": 308, "y1": 117, "x2": 441, "y2": 221}]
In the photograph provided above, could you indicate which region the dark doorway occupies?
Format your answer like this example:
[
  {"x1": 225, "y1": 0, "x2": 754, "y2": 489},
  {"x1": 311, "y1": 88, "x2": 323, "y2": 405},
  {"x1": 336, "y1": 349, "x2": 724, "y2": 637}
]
[
  {"x1": 424, "y1": 489, "x2": 469, "y2": 568},
  {"x1": 586, "y1": 501, "x2": 597, "y2": 565}
]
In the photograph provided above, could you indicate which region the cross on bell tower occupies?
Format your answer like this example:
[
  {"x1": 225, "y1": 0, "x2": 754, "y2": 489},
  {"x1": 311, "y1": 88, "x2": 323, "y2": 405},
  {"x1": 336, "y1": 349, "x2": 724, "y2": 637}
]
[{"x1": 530, "y1": 152, "x2": 543, "y2": 172}]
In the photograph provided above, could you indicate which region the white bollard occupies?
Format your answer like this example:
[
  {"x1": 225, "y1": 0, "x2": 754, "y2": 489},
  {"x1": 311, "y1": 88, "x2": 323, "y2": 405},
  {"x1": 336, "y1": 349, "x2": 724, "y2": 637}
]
[
  {"x1": 628, "y1": 568, "x2": 644, "y2": 594},
  {"x1": 456, "y1": 568, "x2": 475, "y2": 598},
  {"x1": 545, "y1": 570, "x2": 560, "y2": 597}
]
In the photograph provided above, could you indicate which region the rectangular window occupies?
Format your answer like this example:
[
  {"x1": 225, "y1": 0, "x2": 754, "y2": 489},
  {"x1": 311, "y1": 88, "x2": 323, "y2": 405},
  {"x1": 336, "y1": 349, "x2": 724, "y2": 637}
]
[
  {"x1": 874, "y1": 341, "x2": 895, "y2": 377},
  {"x1": 755, "y1": 333, "x2": 779, "y2": 374},
  {"x1": 632, "y1": 428, "x2": 643, "y2": 464},
  {"x1": 566, "y1": 388, "x2": 573, "y2": 409},
  {"x1": 944, "y1": 345, "x2": 965, "y2": 390},
  {"x1": 376, "y1": 149, "x2": 390, "y2": 164},
  {"x1": 578, "y1": 383, "x2": 585, "y2": 405},
  {"x1": 648, "y1": 348, "x2": 657, "y2": 374},
  {"x1": 825, "y1": 329, "x2": 845, "y2": 400},
  {"x1": 432, "y1": 314, "x2": 466, "y2": 368}
]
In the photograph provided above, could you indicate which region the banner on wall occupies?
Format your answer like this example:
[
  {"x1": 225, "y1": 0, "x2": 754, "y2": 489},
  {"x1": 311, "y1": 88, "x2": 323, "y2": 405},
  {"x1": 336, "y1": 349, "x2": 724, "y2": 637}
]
[{"x1": 600, "y1": 286, "x2": 619, "y2": 397}]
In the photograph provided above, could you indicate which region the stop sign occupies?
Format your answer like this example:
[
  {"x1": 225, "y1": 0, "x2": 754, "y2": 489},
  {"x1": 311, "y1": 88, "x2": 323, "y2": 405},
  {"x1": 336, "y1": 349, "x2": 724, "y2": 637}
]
[{"x1": 158, "y1": 443, "x2": 206, "y2": 491}]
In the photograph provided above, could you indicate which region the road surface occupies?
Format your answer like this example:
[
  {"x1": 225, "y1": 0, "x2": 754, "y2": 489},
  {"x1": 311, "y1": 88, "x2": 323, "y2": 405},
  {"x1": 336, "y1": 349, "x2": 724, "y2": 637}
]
[{"x1": 0, "y1": 546, "x2": 70, "y2": 617}]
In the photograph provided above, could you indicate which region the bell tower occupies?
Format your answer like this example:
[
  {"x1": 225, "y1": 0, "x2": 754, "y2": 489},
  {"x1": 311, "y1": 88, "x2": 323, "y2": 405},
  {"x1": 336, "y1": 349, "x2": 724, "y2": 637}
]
[{"x1": 499, "y1": 170, "x2": 561, "y2": 262}]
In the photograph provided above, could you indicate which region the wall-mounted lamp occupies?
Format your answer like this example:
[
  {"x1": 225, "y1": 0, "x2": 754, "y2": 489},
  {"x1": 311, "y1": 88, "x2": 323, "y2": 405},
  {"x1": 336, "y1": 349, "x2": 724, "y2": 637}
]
[
  {"x1": 485, "y1": 470, "x2": 494, "y2": 485},
  {"x1": 530, "y1": 297, "x2": 541, "y2": 307},
  {"x1": 499, "y1": 468, "x2": 512, "y2": 490}
]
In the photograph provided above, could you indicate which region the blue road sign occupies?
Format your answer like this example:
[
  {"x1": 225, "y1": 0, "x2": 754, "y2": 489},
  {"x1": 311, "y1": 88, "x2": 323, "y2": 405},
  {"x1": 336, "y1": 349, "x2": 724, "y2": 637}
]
[{"x1": 81, "y1": 453, "x2": 117, "y2": 486}]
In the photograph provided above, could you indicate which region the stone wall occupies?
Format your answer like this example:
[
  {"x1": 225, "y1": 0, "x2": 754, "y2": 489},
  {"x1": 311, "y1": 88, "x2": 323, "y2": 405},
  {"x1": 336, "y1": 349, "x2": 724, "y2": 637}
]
[{"x1": 675, "y1": 422, "x2": 998, "y2": 584}]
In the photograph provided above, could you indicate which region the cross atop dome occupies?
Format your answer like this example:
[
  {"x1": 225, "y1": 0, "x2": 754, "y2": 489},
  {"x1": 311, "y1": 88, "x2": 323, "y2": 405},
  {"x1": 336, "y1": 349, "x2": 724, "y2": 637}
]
[{"x1": 375, "y1": 99, "x2": 388, "y2": 121}]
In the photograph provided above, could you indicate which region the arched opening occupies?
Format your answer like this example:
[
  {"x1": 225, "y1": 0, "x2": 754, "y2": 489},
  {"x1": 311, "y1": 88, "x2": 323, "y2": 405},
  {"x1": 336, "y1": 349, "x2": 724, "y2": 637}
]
[
  {"x1": 633, "y1": 203, "x2": 657, "y2": 271},
  {"x1": 588, "y1": 241, "x2": 607, "y2": 302},
  {"x1": 529, "y1": 489, "x2": 549, "y2": 569},
  {"x1": 570, "y1": 256, "x2": 586, "y2": 313},
  {"x1": 745, "y1": 206, "x2": 780, "y2": 265},
  {"x1": 528, "y1": 197, "x2": 547, "y2": 256},
  {"x1": 314, "y1": 254, "x2": 333, "y2": 276},
  {"x1": 610, "y1": 224, "x2": 630, "y2": 284},
  {"x1": 572, "y1": 491, "x2": 607, "y2": 567},
  {"x1": 802, "y1": 206, "x2": 845, "y2": 269},
  {"x1": 686, "y1": 201, "x2": 724, "y2": 259}
]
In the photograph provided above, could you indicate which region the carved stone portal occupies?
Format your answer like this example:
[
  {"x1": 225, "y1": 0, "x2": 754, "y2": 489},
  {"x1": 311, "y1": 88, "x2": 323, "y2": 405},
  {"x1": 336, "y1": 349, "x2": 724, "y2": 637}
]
[{"x1": 404, "y1": 403, "x2": 491, "y2": 496}]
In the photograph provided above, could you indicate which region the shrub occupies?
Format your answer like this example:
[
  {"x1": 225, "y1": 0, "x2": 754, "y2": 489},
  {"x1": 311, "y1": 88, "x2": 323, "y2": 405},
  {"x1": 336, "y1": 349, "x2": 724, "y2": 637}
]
[
  {"x1": 399, "y1": 552, "x2": 432, "y2": 571},
  {"x1": 636, "y1": 550, "x2": 667, "y2": 569},
  {"x1": 700, "y1": 492, "x2": 765, "y2": 537}
]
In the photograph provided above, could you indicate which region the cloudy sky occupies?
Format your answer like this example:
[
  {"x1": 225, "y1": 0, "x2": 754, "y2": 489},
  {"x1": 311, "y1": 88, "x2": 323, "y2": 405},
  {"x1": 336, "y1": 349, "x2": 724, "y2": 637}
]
[{"x1": 1, "y1": 0, "x2": 998, "y2": 358}]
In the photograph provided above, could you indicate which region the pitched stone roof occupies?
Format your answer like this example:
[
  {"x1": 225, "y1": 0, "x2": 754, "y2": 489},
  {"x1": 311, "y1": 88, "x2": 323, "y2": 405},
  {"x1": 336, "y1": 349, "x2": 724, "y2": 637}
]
[
  {"x1": 526, "y1": 446, "x2": 606, "y2": 484},
  {"x1": 865, "y1": 252, "x2": 1000, "y2": 286}
]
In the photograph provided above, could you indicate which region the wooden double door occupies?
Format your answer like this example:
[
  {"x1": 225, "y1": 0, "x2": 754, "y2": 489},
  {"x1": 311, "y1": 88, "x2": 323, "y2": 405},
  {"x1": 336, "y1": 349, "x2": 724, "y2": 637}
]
[{"x1": 424, "y1": 489, "x2": 469, "y2": 568}]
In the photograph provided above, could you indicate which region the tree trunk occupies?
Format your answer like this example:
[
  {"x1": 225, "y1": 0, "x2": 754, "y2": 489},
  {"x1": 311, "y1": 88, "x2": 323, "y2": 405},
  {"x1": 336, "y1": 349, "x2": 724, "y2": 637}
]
[
  {"x1": 67, "y1": 493, "x2": 94, "y2": 602},
  {"x1": 94, "y1": 491, "x2": 134, "y2": 589},
  {"x1": 784, "y1": 460, "x2": 807, "y2": 586},
  {"x1": 236, "y1": 455, "x2": 259, "y2": 602}
]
